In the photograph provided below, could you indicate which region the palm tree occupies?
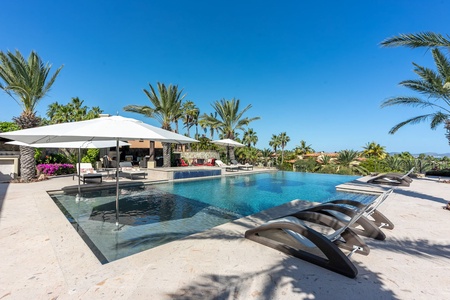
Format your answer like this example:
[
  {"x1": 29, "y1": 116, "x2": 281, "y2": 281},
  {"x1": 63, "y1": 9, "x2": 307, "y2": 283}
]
[
  {"x1": 337, "y1": 149, "x2": 368, "y2": 175},
  {"x1": 384, "y1": 155, "x2": 404, "y2": 172},
  {"x1": 181, "y1": 101, "x2": 199, "y2": 138},
  {"x1": 337, "y1": 150, "x2": 359, "y2": 167},
  {"x1": 199, "y1": 98, "x2": 260, "y2": 161},
  {"x1": 47, "y1": 97, "x2": 102, "y2": 124},
  {"x1": 198, "y1": 112, "x2": 219, "y2": 140},
  {"x1": 46, "y1": 98, "x2": 102, "y2": 159},
  {"x1": 269, "y1": 134, "x2": 281, "y2": 153},
  {"x1": 124, "y1": 82, "x2": 186, "y2": 167},
  {"x1": 362, "y1": 142, "x2": 387, "y2": 159},
  {"x1": 278, "y1": 132, "x2": 290, "y2": 164},
  {"x1": 294, "y1": 140, "x2": 315, "y2": 155},
  {"x1": 259, "y1": 148, "x2": 272, "y2": 167},
  {"x1": 381, "y1": 32, "x2": 450, "y2": 138},
  {"x1": 242, "y1": 128, "x2": 258, "y2": 148},
  {"x1": 0, "y1": 50, "x2": 63, "y2": 182},
  {"x1": 380, "y1": 48, "x2": 450, "y2": 134}
]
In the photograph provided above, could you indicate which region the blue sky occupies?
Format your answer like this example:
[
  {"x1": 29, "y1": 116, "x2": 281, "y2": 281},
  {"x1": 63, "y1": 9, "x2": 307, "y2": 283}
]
[{"x1": 1, "y1": 0, "x2": 449, "y2": 154}]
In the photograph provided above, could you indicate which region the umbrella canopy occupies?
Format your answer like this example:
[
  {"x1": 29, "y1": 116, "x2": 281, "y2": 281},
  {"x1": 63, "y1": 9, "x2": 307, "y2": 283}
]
[
  {"x1": 212, "y1": 138, "x2": 245, "y2": 148},
  {"x1": 0, "y1": 116, "x2": 198, "y2": 229},
  {"x1": 0, "y1": 115, "x2": 198, "y2": 144},
  {"x1": 6, "y1": 140, "x2": 130, "y2": 148}
]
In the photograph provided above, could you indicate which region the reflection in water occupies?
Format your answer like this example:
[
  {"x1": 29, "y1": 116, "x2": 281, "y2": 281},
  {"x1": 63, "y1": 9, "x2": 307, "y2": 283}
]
[{"x1": 89, "y1": 189, "x2": 209, "y2": 226}]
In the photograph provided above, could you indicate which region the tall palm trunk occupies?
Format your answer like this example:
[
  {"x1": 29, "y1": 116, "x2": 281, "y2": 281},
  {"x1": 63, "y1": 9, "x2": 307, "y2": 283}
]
[
  {"x1": 229, "y1": 146, "x2": 236, "y2": 162},
  {"x1": 19, "y1": 146, "x2": 36, "y2": 182},
  {"x1": 162, "y1": 142, "x2": 171, "y2": 167},
  {"x1": 14, "y1": 112, "x2": 41, "y2": 182}
]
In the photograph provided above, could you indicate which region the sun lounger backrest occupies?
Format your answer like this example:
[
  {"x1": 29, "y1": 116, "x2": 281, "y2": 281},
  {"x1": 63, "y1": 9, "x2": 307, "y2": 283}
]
[
  {"x1": 119, "y1": 161, "x2": 133, "y2": 168},
  {"x1": 215, "y1": 160, "x2": 226, "y2": 167},
  {"x1": 325, "y1": 205, "x2": 368, "y2": 242},
  {"x1": 76, "y1": 163, "x2": 94, "y2": 174},
  {"x1": 400, "y1": 167, "x2": 414, "y2": 180},
  {"x1": 365, "y1": 189, "x2": 394, "y2": 216},
  {"x1": 269, "y1": 216, "x2": 316, "y2": 248}
]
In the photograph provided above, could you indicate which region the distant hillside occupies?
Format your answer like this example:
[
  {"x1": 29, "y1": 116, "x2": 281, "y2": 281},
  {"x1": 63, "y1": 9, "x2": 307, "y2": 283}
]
[{"x1": 389, "y1": 152, "x2": 450, "y2": 158}]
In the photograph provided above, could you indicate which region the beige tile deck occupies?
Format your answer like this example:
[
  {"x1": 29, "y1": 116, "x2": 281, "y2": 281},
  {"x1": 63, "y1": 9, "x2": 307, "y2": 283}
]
[{"x1": 0, "y1": 172, "x2": 449, "y2": 299}]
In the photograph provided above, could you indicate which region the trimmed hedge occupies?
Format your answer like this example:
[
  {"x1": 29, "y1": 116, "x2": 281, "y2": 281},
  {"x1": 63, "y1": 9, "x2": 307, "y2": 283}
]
[{"x1": 425, "y1": 169, "x2": 450, "y2": 177}]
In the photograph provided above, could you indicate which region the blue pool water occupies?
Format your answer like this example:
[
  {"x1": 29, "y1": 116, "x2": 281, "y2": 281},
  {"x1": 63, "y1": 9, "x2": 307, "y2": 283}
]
[{"x1": 50, "y1": 171, "x2": 374, "y2": 263}]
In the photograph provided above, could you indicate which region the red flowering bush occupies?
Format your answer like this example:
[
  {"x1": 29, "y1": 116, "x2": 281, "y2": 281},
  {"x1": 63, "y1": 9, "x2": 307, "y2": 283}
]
[{"x1": 36, "y1": 163, "x2": 75, "y2": 176}]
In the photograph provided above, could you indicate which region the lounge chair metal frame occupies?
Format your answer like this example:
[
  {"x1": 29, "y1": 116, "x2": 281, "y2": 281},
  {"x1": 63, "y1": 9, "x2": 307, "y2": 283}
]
[
  {"x1": 305, "y1": 189, "x2": 395, "y2": 240},
  {"x1": 245, "y1": 204, "x2": 370, "y2": 278},
  {"x1": 244, "y1": 189, "x2": 395, "y2": 278},
  {"x1": 368, "y1": 168, "x2": 414, "y2": 187}
]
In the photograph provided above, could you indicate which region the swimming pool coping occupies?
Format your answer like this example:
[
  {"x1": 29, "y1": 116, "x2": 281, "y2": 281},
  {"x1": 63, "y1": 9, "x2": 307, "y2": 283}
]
[{"x1": 1, "y1": 174, "x2": 449, "y2": 298}]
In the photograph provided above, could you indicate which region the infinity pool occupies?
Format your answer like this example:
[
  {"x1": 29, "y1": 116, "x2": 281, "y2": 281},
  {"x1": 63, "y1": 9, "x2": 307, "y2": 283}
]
[{"x1": 50, "y1": 171, "x2": 374, "y2": 263}]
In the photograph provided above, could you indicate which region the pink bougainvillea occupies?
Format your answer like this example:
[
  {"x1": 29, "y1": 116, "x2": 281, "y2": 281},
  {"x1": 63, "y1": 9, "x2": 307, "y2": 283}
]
[{"x1": 36, "y1": 163, "x2": 75, "y2": 176}]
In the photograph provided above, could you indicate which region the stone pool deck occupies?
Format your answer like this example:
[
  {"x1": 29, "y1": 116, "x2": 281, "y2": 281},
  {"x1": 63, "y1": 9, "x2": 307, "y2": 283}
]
[{"x1": 0, "y1": 173, "x2": 449, "y2": 299}]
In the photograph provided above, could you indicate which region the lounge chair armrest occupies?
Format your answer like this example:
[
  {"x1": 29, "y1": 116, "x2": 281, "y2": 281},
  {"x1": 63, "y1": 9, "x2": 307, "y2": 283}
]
[
  {"x1": 244, "y1": 219, "x2": 359, "y2": 278},
  {"x1": 305, "y1": 204, "x2": 386, "y2": 241},
  {"x1": 289, "y1": 211, "x2": 370, "y2": 255}
]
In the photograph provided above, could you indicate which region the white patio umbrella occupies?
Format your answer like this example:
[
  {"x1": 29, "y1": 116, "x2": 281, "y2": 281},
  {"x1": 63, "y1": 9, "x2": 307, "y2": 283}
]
[
  {"x1": 0, "y1": 116, "x2": 198, "y2": 228},
  {"x1": 211, "y1": 138, "x2": 245, "y2": 148},
  {"x1": 6, "y1": 140, "x2": 130, "y2": 149},
  {"x1": 212, "y1": 138, "x2": 245, "y2": 161}
]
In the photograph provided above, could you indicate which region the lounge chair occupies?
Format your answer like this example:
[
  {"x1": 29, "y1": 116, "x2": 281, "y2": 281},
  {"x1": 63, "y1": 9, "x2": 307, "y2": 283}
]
[
  {"x1": 119, "y1": 162, "x2": 147, "y2": 179},
  {"x1": 303, "y1": 189, "x2": 394, "y2": 240},
  {"x1": 231, "y1": 159, "x2": 253, "y2": 170},
  {"x1": 75, "y1": 163, "x2": 103, "y2": 184},
  {"x1": 205, "y1": 158, "x2": 216, "y2": 166},
  {"x1": 175, "y1": 158, "x2": 189, "y2": 167},
  {"x1": 245, "y1": 200, "x2": 373, "y2": 278},
  {"x1": 215, "y1": 159, "x2": 239, "y2": 172},
  {"x1": 367, "y1": 168, "x2": 414, "y2": 187}
]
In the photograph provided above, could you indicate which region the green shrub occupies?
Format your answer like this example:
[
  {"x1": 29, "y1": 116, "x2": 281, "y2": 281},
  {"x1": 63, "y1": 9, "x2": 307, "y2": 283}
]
[
  {"x1": 294, "y1": 159, "x2": 318, "y2": 172},
  {"x1": 359, "y1": 158, "x2": 390, "y2": 173},
  {"x1": 425, "y1": 169, "x2": 450, "y2": 177},
  {"x1": 316, "y1": 165, "x2": 337, "y2": 174},
  {"x1": 81, "y1": 149, "x2": 99, "y2": 166}
]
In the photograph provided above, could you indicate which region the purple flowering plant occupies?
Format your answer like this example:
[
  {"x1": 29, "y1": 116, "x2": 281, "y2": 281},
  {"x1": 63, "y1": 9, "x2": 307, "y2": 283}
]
[{"x1": 36, "y1": 163, "x2": 75, "y2": 176}]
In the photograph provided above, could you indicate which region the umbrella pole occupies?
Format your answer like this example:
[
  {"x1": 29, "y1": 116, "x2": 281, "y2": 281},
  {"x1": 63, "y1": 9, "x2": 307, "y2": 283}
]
[
  {"x1": 77, "y1": 147, "x2": 81, "y2": 196},
  {"x1": 115, "y1": 138, "x2": 120, "y2": 229}
]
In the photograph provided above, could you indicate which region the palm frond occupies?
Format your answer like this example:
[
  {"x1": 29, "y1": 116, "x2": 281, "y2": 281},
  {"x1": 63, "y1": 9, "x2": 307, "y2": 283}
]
[
  {"x1": 380, "y1": 32, "x2": 450, "y2": 48},
  {"x1": 430, "y1": 112, "x2": 449, "y2": 129},
  {"x1": 388, "y1": 114, "x2": 439, "y2": 134},
  {"x1": 381, "y1": 96, "x2": 431, "y2": 108}
]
